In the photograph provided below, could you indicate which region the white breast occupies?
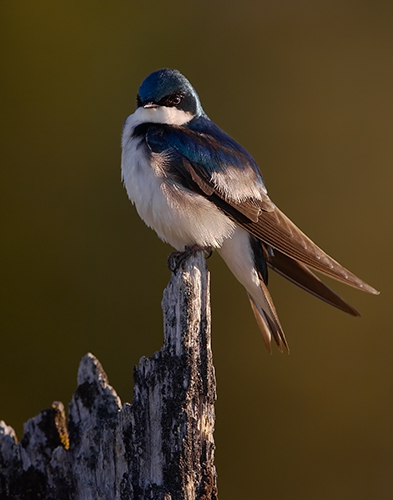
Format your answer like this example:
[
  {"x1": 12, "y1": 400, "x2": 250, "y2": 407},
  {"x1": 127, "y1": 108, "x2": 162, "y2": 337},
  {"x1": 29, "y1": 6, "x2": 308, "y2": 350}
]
[{"x1": 121, "y1": 109, "x2": 236, "y2": 251}]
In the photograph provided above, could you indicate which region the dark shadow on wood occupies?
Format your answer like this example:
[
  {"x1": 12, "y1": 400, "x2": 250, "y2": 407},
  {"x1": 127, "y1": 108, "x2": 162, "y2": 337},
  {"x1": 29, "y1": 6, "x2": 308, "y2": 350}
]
[{"x1": 0, "y1": 252, "x2": 218, "y2": 500}]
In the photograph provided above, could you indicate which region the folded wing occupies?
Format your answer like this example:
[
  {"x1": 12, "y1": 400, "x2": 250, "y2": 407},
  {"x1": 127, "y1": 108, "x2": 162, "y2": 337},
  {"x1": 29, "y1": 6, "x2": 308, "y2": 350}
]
[{"x1": 142, "y1": 116, "x2": 378, "y2": 350}]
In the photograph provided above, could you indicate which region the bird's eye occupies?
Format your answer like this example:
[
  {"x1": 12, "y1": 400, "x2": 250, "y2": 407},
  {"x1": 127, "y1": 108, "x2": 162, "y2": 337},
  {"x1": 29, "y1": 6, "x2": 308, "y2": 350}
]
[
  {"x1": 136, "y1": 95, "x2": 142, "y2": 108},
  {"x1": 171, "y1": 95, "x2": 182, "y2": 105},
  {"x1": 163, "y1": 94, "x2": 183, "y2": 107}
]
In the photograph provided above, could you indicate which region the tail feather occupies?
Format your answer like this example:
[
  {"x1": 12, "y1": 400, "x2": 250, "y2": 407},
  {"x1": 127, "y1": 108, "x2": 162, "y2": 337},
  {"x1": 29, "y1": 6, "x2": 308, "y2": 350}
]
[
  {"x1": 248, "y1": 293, "x2": 272, "y2": 353},
  {"x1": 218, "y1": 224, "x2": 373, "y2": 355},
  {"x1": 218, "y1": 227, "x2": 289, "y2": 353},
  {"x1": 247, "y1": 283, "x2": 289, "y2": 353}
]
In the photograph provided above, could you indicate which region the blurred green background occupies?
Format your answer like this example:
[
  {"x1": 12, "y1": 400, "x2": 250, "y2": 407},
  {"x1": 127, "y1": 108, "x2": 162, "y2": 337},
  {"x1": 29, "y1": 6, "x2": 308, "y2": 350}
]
[{"x1": 1, "y1": 1, "x2": 391, "y2": 498}]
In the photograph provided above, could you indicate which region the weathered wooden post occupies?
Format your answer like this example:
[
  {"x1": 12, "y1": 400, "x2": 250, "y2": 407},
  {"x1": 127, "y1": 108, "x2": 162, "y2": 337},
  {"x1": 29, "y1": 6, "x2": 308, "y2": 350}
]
[{"x1": 0, "y1": 253, "x2": 218, "y2": 500}]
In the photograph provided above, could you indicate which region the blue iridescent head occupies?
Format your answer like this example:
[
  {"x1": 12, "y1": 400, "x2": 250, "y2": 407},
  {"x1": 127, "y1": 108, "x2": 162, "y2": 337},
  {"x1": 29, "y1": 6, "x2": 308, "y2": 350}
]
[{"x1": 137, "y1": 68, "x2": 204, "y2": 116}]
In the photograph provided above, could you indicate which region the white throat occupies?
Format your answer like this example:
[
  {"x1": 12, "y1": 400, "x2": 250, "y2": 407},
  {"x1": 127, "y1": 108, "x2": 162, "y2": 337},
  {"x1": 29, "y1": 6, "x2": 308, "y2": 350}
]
[{"x1": 128, "y1": 105, "x2": 193, "y2": 127}]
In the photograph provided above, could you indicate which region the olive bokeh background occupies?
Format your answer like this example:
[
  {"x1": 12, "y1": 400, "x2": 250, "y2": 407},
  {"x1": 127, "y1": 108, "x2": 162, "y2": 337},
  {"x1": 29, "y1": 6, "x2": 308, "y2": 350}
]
[{"x1": 1, "y1": 1, "x2": 392, "y2": 498}]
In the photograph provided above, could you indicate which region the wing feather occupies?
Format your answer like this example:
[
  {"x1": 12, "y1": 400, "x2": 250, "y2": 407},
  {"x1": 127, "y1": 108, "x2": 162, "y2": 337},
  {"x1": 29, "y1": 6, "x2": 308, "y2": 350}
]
[
  {"x1": 240, "y1": 206, "x2": 379, "y2": 294},
  {"x1": 142, "y1": 117, "x2": 378, "y2": 295},
  {"x1": 267, "y1": 249, "x2": 361, "y2": 316}
]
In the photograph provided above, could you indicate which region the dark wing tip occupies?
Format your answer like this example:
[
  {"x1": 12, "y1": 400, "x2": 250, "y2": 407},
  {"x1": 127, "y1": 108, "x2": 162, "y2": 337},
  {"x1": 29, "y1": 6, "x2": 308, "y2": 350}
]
[
  {"x1": 267, "y1": 249, "x2": 363, "y2": 317},
  {"x1": 243, "y1": 205, "x2": 379, "y2": 295}
]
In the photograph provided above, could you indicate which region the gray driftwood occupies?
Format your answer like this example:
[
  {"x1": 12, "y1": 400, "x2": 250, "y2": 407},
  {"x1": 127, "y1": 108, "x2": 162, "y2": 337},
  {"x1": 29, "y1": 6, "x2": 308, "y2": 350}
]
[{"x1": 0, "y1": 253, "x2": 218, "y2": 500}]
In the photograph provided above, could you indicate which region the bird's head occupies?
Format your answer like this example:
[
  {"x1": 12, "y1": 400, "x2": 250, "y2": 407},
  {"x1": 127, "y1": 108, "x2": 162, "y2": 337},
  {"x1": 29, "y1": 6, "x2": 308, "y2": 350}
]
[{"x1": 136, "y1": 68, "x2": 204, "y2": 123}]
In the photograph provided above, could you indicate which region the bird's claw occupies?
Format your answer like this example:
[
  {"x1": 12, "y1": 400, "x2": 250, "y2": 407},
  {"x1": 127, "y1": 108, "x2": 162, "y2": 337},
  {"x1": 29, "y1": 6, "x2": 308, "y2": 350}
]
[{"x1": 167, "y1": 245, "x2": 213, "y2": 272}]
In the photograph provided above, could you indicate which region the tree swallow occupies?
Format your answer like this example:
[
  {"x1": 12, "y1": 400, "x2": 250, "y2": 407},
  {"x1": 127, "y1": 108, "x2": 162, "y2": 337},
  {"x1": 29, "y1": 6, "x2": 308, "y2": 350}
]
[{"x1": 121, "y1": 68, "x2": 379, "y2": 352}]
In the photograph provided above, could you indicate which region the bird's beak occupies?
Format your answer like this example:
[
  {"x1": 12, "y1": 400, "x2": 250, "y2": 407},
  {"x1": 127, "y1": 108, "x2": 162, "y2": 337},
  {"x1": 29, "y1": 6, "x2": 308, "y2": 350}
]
[{"x1": 143, "y1": 102, "x2": 159, "y2": 109}]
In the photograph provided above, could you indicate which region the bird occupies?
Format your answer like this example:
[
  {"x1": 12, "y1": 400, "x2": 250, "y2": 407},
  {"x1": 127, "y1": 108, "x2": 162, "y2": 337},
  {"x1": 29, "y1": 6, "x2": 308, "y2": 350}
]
[{"x1": 121, "y1": 68, "x2": 379, "y2": 353}]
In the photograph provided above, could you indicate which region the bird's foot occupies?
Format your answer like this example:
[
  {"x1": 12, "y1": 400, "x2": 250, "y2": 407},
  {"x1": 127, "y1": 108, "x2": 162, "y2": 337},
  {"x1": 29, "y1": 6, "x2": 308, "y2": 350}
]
[{"x1": 167, "y1": 245, "x2": 213, "y2": 272}]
